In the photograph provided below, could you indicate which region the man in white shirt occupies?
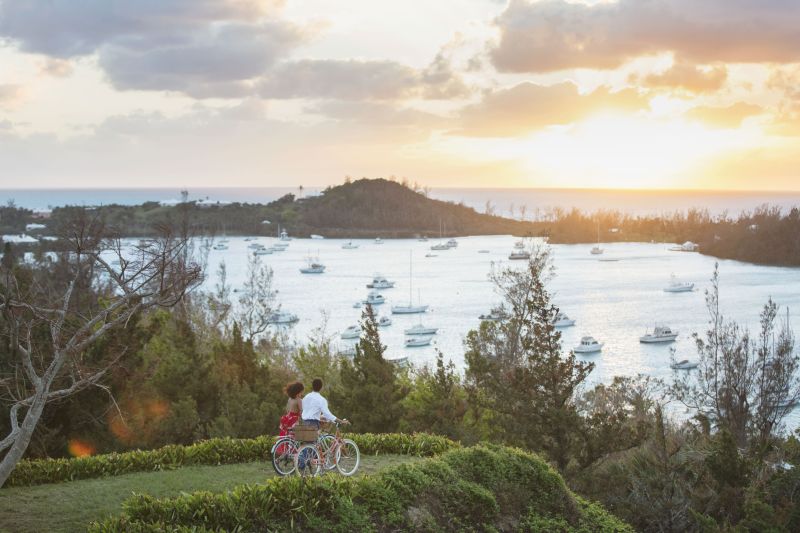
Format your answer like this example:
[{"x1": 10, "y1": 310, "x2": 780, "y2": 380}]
[{"x1": 301, "y1": 378, "x2": 347, "y2": 428}]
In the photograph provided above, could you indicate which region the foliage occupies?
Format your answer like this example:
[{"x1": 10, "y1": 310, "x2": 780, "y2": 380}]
[
  {"x1": 4, "y1": 432, "x2": 457, "y2": 488},
  {"x1": 465, "y1": 245, "x2": 593, "y2": 470},
  {"x1": 88, "y1": 445, "x2": 632, "y2": 532},
  {"x1": 335, "y1": 305, "x2": 407, "y2": 433}
]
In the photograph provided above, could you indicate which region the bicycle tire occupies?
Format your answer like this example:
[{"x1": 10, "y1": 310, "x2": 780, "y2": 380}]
[
  {"x1": 295, "y1": 443, "x2": 322, "y2": 477},
  {"x1": 335, "y1": 439, "x2": 360, "y2": 476},
  {"x1": 271, "y1": 437, "x2": 298, "y2": 476}
]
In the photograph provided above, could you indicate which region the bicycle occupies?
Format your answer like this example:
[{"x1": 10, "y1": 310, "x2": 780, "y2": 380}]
[
  {"x1": 271, "y1": 428, "x2": 336, "y2": 476},
  {"x1": 294, "y1": 420, "x2": 360, "y2": 477}
]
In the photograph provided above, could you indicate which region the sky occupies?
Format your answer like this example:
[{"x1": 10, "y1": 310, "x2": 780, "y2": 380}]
[{"x1": 0, "y1": 0, "x2": 799, "y2": 190}]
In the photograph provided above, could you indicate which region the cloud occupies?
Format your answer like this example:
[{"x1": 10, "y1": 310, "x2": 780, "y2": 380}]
[
  {"x1": 0, "y1": 84, "x2": 23, "y2": 107},
  {"x1": 258, "y1": 57, "x2": 468, "y2": 101},
  {"x1": 685, "y1": 102, "x2": 763, "y2": 128},
  {"x1": 0, "y1": 0, "x2": 303, "y2": 98},
  {"x1": 638, "y1": 60, "x2": 727, "y2": 93},
  {"x1": 38, "y1": 58, "x2": 73, "y2": 78},
  {"x1": 306, "y1": 100, "x2": 447, "y2": 127},
  {"x1": 490, "y1": 0, "x2": 800, "y2": 73},
  {"x1": 453, "y1": 81, "x2": 648, "y2": 137}
]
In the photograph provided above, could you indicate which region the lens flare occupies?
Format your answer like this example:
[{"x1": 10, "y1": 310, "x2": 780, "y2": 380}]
[{"x1": 67, "y1": 439, "x2": 96, "y2": 458}]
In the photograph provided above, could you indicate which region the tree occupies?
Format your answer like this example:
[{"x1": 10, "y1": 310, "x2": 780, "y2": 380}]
[
  {"x1": 336, "y1": 305, "x2": 405, "y2": 433},
  {"x1": 401, "y1": 351, "x2": 468, "y2": 440},
  {"x1": 465, "y1": 244, "x2": 593, "y2": 470},
  {"x1": 0, "y1": 209, "x2": 201, "y2": 486},
  {"x1": 233, "y1": 254, "x2": 276, "y2": 342},
  {"x1": 671, "y1": 264, "x2": 800, "y2": 451}
]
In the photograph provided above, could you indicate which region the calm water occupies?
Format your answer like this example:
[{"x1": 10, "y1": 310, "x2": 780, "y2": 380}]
[
  {"x1": 204, "y1": 236, "x2": 800, "y2": 429},
  {"x1": 3, "y1": 187, "x2": 800, "y2": 216}
]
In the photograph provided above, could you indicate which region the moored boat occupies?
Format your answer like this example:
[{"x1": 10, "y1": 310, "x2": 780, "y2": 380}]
[{"x1": 574, "y1": 336, "x2": 603, "y2": 354}]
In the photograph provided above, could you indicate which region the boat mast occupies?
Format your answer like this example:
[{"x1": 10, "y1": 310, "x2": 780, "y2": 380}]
[{"x1": 409, "y1": 251, "x2": 413, "y2": 305}]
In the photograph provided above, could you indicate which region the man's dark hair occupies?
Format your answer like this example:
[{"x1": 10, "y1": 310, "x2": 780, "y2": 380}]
[{"x1": 312, "y1": 378, "x2": 323, "y2": 392}]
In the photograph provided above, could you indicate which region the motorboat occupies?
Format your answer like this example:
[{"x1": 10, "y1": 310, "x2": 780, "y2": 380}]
[
  {"x1": 404, "y1": 324, "x2": 438, "y2": 336},
  {"x1": 387, "y1": 356, "x2": 409, "y2": 368},
  {"x1": 279, "y1": 229, "x2": 291, "y2": 241},
  {"x1": 340, "y1": 325, "x2": 361, "y2": 340},
  {"x1": 378, "y1": 316, "x2": 392, "y2": 327},
  {"x1": 478, "y1": 249, "x2": 490, "y2": 254},
  {"x1": 212, "y1": 243, "x2": 229, "y2": 251},
  {"x1": 367, "y1": 275, "x2": 395, "y2": 289},
  {"x1": 479, "y1": 308, "x2": 508, "y2": 322},
  {"x1": 253, "y1": 248, "x2": 273, "y2": 256},
  {"x1": 446, "y1": 238, "x2": 458, "y2": 248},
  {"x1": 553, "y1": 313, "x2": 575, "y2": 328},
  {"x1": 310, "y1": 234, "x2": 325, "y2": 240},
  {"x1": 670, "y1": 359, "x2": 699, "y2": 370},
  {"x1": 590, "y1": 245, "x2": 604, "y2": 255},
  {"x1": 664, "y1": 274, "x2": 694, "y2": 293},
  {"x1": 405, "y1": 337, "x2": 432, "y2": 348},
  {"x1": 508, "y1": 250, "x2": 531, "y2": 260},
  {"x1": 299, "y1": 258, "x2": 326, "y2": 274},
  {"x1": 574, "y1": 336, "x2": 603, "y2": 354},
  {"x1": 374, "y1": 237, "x2": 383, "y2": 244},
  {"x1": 342, "y1": 241, "x2": 359, "y2": 249},
  {"x1": 364, "y1": 291, "x2": 386, "y2": 305},
  {"x1": 430, "y1": 242, "x2": 449, "y2": 251},
  {"x1": 640, "y1": 325, "x2": 679, "y2": 343},
  {"x1": 247, "y1": 242, "x2": 263, "y2": 249},
  {"x1": 267, "y1": 312, "x2": 299, "y2": 325}
]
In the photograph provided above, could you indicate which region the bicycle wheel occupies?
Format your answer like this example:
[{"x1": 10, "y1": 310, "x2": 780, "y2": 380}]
[
  {"x1": 319, "y1": 434, "x2": 337, "y2": 471},
  {"x1": 335, "y1": 439, "x2": 360, "y2": 476},
  {"x1": 271, "y1": 437, "x2": 297, "y2": 476},
  {"x1": 295, "y1": 443, "x2": 322, "y2": 477}
]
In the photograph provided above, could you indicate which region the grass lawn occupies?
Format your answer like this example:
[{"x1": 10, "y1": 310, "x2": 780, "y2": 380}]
[{"x1": 0, "y1": 454, "x2": 420, "y2": 533}]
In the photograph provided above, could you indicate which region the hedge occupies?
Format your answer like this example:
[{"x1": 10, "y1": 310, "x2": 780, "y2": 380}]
[
  {"x1": 4, "y1": 433, "x2": 457, "y2": 488},
  {"x1": 89, "y1": 445, "x2": 633, "y2": 532}
]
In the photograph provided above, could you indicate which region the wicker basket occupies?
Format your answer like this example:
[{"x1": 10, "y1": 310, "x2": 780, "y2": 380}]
[{"x1": 293, "y1": 425, "x2": 319, "y2": 442}]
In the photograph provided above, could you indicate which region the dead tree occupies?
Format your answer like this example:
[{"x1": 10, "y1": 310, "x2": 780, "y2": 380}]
[{"x1": 0, "y1": 210, "x2": 201, "y2": 486}]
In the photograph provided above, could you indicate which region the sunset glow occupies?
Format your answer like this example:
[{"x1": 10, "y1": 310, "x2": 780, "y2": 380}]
[{"x1": 1, "y1": 0, "x2": 798, "y2": 190}]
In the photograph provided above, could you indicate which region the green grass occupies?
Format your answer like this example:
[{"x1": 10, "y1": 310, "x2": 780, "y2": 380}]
[{"x1": 0, "y1": 454, "x2": 419, "y2": 533}]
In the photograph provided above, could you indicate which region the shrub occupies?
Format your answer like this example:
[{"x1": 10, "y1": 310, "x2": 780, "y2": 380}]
[
  {"x1": 89, "y1": 445, "x2": 633, "y2": 532},
  {"x1": 5, "y1": 433, "x2": 457, "y2": 488}
]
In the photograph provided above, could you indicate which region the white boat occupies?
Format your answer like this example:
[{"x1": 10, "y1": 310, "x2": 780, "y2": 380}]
[
  {"x1": 267, "y1": 311, "x2": 299, "y2": 325},
  {"x1": 342, "y1": 241, "x2": 359, "y2": 249},
  {"x1": 478, "y1": 249, "x2": 490, "y2": 254},
  {"x1": 299, "y1": 258, "x2": 326, "y2": 274},
  {"x1": 670, "y1": 359, "x2": 699, "y2": 370},
  {"x1": 590, "y1": 223, "x2": 603, "y2": 255},
  {"x1": 253, "y1": 249, "x2": 273, "y2": 256},
  {"x1": 341, "y1": 325, "x2": 361, "y2": 340},
  {"x1": 553, "y1": 313, "x2": 575, "y2": 328},
  {"x1": 247, "y1": 243, "x2": 263, "y2": 249},
  {"x1": 366, "y1": 275, "x2": 395, "y2": 289},
  {"x1": 378, "y1": 316, "x2": 392, "y2": 327},
  {"x1": 374, "y1": 237, "x2": 383, "y2": 244},
  {"x1": 279, "y1": 229, "x2": 291, "y2": 241},
  {"x1": 391, "y1": 253, "x2": 429, "y2": 315},
  {"x1": 405, "y1": 337, "x2": 432, "y2": 348},
  {"x1": 388, "y1": 356, "x2": 409, "y2": 367},
  {"x1": 574, "y1": 336, "x2": 603, "y2": 354},
  {"x1": 663, "y1": 274, "x2": 694, "y2": 293},
  {"x1": 640, "y1": 325, "x2": 679, "y2": 343},
  {"x1": 479, "y1": 308, "x2": 508, "y2": 322},
  {"x1": 508, "y1": 250, "x2": 531, "y2": 260},
  {"x1": 404, "y1": 324, "x2": 438, "y2": 336},
  {"x1": 212, "y1": 243, "x2": 229, "y2": 251},
  {"x1": 425, "y1": 253, "x2": 437, "y2": 258},
  {"x1": 310, "y1": 234, "x2": 325, "y2": 240},
  {"x1": 364, "y1": 291, "x2": 386, "y2": 306},
  {"x1": 446, "y1": 238, "x2": 458, "y2": 248},
  {"x1": 417, "y1": 236, "x2": 428, "y2": 242},
  {"x1": 430, "y1": 243, "x2": 449, "y2": 251}
]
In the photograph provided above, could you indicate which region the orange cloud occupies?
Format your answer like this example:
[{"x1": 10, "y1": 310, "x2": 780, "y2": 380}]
[
  {"x1": 453, "y1": 82, "x2": 648, "y2": 137},
  {"x1": 639, "y1": 61, "x2": 727, "y2": 93},
  {"x1": 685, "y1": 102, "x2": 763, "y2": 128}
]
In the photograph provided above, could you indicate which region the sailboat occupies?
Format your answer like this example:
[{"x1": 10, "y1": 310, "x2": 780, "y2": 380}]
[
  {"x1": 391, "y1": 252, "x2": 429, "y2": 314},
  {"x1": 590, "y1": 222, "x2": 603, "y2": 255},
  {"x1": 430, "y1": 219, "x2": 449, "y2": 251}
]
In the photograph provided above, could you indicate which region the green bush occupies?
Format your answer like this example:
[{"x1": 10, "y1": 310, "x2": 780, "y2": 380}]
[
  {"x1": 89, "y1": 445, "x2": 633, "y2": 532},
  {"x1": 5, "y1": 433, "x2": 457, "y2": 488}
]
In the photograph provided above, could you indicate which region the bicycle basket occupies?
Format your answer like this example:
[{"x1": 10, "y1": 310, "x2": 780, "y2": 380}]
[{"x1": 294, "y1": 425, "x2": 319, "y2": 442}]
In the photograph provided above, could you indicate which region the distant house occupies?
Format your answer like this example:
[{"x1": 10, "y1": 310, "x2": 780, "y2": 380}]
[
  {"x1": 1, "y1": 234, "x2": 39, "y2": 244},
  {"x1": 31, "y1": 209, "x2": 52, "y2": 219},
  {"x1": 196, "y1": 198, "x2": 232, "y2": 208},
  {"x1": 25, "y1": 223, "x2": 46, "y2": 231}
]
